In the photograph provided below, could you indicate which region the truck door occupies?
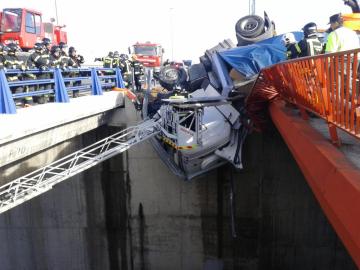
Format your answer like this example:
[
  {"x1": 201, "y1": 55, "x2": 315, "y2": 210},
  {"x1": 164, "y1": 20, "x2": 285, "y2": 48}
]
[{"x1": 23, "y1": 10, "x2": 42, "y2": 49}]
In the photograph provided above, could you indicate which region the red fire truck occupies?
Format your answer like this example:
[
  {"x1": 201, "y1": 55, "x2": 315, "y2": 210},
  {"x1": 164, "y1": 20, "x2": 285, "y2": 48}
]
[
  {"x1": 130, "y1": 41, "x2": 164, "y2": 73},
  {"x1": 0, "y1": 8, "x2": 67, "y2": 51}
]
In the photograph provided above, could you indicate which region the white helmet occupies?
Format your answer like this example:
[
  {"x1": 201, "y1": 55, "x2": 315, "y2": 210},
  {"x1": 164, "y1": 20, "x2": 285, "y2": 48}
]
[{"x1": 281, "y1": 33, "x2": 296, "y2": 46}]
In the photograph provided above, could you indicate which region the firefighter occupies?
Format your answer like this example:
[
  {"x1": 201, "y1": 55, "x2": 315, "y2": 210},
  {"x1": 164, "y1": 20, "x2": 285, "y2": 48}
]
[
  {"x1": 288, "y1": 23, "x2": 323, "y2": 59},
  {"x1": 119, "y1": 53, "x2": 131, "y2": 87},
  {"x1": 112, "y1": 51, "x2": 121, "y2": 69},
  {"x1": 27, "y1": 42, "x2": 51, "y2": 104},
  {"x1": 49, "y1": 45, "x2": 68, "y2": 101},
  {"x1": 58, "y1": 42, "x2": 71, "y2": 86},
  {"x1": 94, "y1": 51, "x2": 114, "y2": 68},
  {"x1": 59, "y1": 42, "x2": 68, "y2": 57},
  {"x1": 95, "y1": 51, "x2": 115, "y2": 89},
  {"x1": 120, "y1": 54, "x2": 129, "y2": 72},
  {"x1": 3, "y1": 43, "x2": 31, "y2": 106},
  {"x1": 42, "y1": 38, "x2": 51, "y2": 55},
  {"x1": 0, "y1": 43, "x2": 7, "y2": 70},
  {"x1": 281, "y1": 32, "x2": 297, "y2": 59},
  {"x1": 130, "y1": 54, "x2": 144, "y2": 91},
  {"x1": 68, "y1": 46, "x2": 85, "y2": 98},
  {"x1": 50, "y1": 45, "x2": 68, "y2": 69}
]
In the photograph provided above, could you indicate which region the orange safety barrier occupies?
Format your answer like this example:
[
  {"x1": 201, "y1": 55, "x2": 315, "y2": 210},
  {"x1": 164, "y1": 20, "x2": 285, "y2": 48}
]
[
  {"x1": 113, "y1": 87, "x2": 138, "y2": 103},
  {"x1": 246, "y1": 48, "x2": 360, "y2": 144}
]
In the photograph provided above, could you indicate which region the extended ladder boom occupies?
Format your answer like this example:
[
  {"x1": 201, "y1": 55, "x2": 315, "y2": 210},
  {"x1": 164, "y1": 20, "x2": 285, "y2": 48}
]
[{"x1": 0, "y1": 120, "x2": 160, "y2": 214}]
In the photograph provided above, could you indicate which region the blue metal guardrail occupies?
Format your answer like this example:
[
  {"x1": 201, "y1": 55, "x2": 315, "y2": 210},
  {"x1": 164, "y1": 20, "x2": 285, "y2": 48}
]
[{"x1": 0, "y1": 67, "x2": 126, "y2": 114}]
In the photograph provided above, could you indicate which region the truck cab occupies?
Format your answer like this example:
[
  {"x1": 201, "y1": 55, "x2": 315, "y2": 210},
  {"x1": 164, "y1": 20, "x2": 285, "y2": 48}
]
[
  {"x1": 0, "y1": 8, "x2": 67, "y2": 51},
  {"x1": 131, "y1": 42, "x2": 164, "y2": 73}
]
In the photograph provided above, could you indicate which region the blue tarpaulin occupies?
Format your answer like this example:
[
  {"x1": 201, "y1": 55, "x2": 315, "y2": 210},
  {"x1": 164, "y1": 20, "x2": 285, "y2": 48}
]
[{"x1": 218, "y1": 32, "x2": 303, "y2": 78}]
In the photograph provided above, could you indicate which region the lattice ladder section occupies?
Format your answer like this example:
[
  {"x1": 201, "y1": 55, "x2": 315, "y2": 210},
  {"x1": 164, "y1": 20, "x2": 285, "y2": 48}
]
[{"x1": 0, "y1": 120, "x2": 160, "y2": 214}]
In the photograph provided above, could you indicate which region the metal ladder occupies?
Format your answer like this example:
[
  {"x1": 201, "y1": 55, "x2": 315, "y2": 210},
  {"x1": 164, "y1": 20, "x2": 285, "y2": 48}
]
[{"x1": 0, "y1": 120, "x2": 160, "y2": 214}]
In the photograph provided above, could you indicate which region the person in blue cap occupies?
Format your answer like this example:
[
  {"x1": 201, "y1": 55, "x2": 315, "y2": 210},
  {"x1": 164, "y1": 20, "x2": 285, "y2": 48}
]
[{"x1": 325, "y1": 13, "x2": 359, "y2": 53}]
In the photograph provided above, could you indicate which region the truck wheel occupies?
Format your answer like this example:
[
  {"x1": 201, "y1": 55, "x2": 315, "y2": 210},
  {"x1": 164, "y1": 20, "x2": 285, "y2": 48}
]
[{"x1": 235, "y1": 15, "x2": 264, "y2": 38}]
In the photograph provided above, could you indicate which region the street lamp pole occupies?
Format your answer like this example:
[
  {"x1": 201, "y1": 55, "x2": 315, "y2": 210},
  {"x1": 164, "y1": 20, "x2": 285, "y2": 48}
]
[
  {"x1": 54, "y1": 0, "x2": 59, "y2": 25},
  {"x1": 169, "y1": 7, "x2": 174, "y2": 60},
  {"x1": 249, "y1": 0, "x2": 255, "y2": 15}
]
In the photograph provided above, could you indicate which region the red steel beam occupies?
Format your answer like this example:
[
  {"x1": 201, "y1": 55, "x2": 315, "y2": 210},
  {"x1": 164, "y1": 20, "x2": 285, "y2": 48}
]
[{"x1": 269, "y1": 100, "x2": 360, "y2": 267}]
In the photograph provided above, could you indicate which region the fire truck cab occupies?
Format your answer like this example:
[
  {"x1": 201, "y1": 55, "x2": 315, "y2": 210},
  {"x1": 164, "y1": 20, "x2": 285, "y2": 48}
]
[
  {"x1": 0, "y1": 8, "x2": 67, "y2": 51},
  {"x1": 130, "y1": 42, "x2": 164, "y2": 73}
]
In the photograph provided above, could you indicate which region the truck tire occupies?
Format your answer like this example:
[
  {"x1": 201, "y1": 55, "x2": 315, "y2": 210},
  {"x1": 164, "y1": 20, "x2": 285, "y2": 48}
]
[
  {"x1": 235, "y1": 13, "x2": 274, "y2": 46},
  {"x1": 158, "y1": 66, "x2": 180, "y2": 90},
  {"x1": 235, "y1": 15, "x2": 265, "y2": 38},
  {"x1": 236, "y1": 27, "x2": 273, "y2": 46}
]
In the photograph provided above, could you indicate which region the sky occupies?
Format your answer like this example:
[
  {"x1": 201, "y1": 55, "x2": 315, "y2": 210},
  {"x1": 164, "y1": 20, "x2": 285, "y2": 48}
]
[{"x1": 0, "y1": 0, "x2": 353, "y2": 64}]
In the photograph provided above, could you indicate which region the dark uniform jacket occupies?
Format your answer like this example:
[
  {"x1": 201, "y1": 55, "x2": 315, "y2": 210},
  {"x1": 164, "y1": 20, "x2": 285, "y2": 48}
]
[
  {"x1": 50, "y1": 55, "x2": 68, "y2": 69},
  {"x1": 68, "y1": 55, "x2": 84, "y2": 68},
  {"x1": 27, "y1": 51, "x2": 50, "y2": 70},
  {"x1": 0, "y1": 54, "x2": 5, "y2": 69},
  {"x1": 131, "y1": 60, "x2": 144, "y2": 76},
  {"x1": 287, "y1": 36, "x2": 322, "y2": 59},
  {"x1": 4, "y1": 54, "x2": 25, "y2": 70}
]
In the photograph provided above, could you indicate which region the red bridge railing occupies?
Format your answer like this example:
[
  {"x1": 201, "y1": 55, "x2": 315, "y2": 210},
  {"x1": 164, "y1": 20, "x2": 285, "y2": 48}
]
[{"x1": 246, "y1": 48, "x2": 360, "y2": 143}]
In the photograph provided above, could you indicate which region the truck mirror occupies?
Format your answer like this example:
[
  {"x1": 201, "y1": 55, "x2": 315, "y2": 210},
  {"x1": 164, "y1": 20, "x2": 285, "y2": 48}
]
[
  {"x1": 128, "y1": 47, "x2": 131, "y2": 54},
  {"x1": 50, "y1": 18, "x2": 56, "y2": 23},
  {"x1": 162, "y1": 48, "x2": 165, "y2": 53}
]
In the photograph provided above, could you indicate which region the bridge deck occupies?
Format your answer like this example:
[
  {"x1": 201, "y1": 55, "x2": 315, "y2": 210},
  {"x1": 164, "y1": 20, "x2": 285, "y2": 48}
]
[
  {"x1": 308, "y1": 117, "x2": 360, "y2": 170},
  {"x1": 0, "y1": 91, "x2": 125, "y2": 168}
]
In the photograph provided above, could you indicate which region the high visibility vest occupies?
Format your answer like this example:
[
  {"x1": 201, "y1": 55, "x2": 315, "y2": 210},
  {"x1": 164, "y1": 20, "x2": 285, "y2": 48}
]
[
  {"x1": 103, "y1": 57, "x2": 113, "y2": 68},
  {"x1": 325, "y1": 26, "x2": 360, "y2": 53},
  {"x1": 306, "y1": 38, "x2": 323, "y2": 56}
]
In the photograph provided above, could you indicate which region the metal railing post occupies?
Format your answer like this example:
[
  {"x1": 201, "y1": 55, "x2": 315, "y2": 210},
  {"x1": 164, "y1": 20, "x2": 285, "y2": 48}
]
[
  {"x1": 54, "y1": 68, "x2": 70, "y2": 103},
  {"x1": 91, "y1": 68, "x2": 103, "y2": 95},
  {"x1": 115, "y1": 67, "x2": 125, "y2": 88},
  {"x1": 0, "y1": 69, "x2": 16, "y2": 114}
]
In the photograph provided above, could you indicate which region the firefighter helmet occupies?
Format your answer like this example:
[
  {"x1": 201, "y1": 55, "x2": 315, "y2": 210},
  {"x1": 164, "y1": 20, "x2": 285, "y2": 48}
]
[
  {"x1": 108, "y1": 51, "x2": 114, "y2": 57},
  {"x1": 42, "y1": 37, "x2": 51, "y2": 45},
  {"x1": 281, "y1": 33, "x2": 296, "y2": 46},
  {"x1": 7, "y1": 43, "x2": 18, "y2": 54},
  {"x1": 302, "y1": 22, "x2": 318, "y2": 38},
  {"x1": 114, "y1": 51, "x2": 119, "y2": 57},
  {"x1": 59, "y1": 42, "x2": 67, "y2": 49},
  {"x1": 50, "y1": 45, "x2": 61, "y2": 55},
  {"x1": 34, "y1": 42, "x2": 43, "y2": 52},
  {"x1": 68, "y1": 46, "x2": 76, "y2": 54}
]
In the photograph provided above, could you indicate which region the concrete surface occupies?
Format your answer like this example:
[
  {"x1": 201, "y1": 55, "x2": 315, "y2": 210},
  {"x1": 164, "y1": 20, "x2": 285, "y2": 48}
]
[
  {"x1": 308, "y1": 117, "x2": 360, "y2": 170},
  {"x1": 0, "y1": 91, "x2": 124, "y2": 170}
]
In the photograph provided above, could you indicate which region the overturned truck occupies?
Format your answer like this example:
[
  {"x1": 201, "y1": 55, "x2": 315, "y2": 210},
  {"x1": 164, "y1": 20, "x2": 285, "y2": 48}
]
[{"x1": 143, "y1": 12, "x2": 286, "y2": 180}]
